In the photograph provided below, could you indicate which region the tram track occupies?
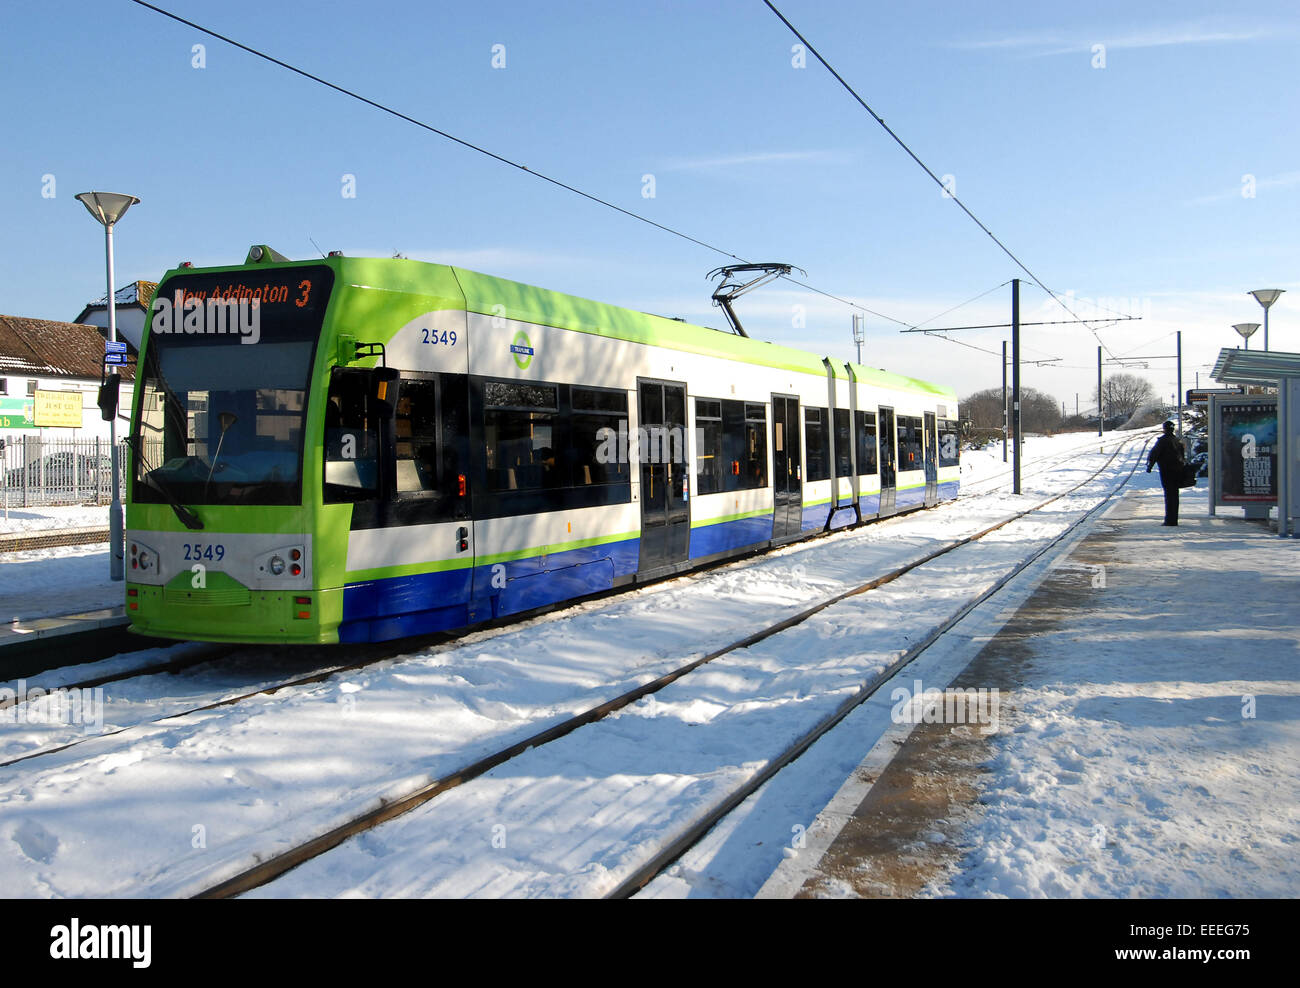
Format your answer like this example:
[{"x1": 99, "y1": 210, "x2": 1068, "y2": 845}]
[
  {"x1": 958, "y1": 431, "x2": 1141, "y2": 496},
  {"x1": 610, "y1": 433, "x2": 1153, "y2": 897},
  {"x1": 0, "y1": 636, "x2": 467, "y2": 770},
  {"x1": 192, "y1": 433, "x2": 1152, "y2": 898}
]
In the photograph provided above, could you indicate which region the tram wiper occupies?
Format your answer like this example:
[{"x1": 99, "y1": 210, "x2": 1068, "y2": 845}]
[
  {"x1": 128, "y1": 433, "x2": 205, "y2": 531},
  {"x1": 204, "y1": 412, "x2": 238, "y2": 501}
]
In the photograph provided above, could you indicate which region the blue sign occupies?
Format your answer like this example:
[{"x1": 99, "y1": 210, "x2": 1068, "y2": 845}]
[
  {"x1": 105, "y1": 340, "x2": 127, "y2": 354},
  {"x1": 104, "y1": 353, "x2": 127, "y2": 366}
]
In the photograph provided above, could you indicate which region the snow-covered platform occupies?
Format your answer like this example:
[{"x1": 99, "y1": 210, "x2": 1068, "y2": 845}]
[
  {"x1": 760, "y1": 483, "x2": 1300, "y2": 898},
  {"x1": 0, "y1": 539, "x2": 126, "y2": 668}
]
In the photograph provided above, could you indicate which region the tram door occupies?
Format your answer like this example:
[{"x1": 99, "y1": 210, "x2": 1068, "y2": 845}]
[
  {"x1": 923, "y1": 412, "x2": 939, "y2": 507},
  {"x1": 772, "y1": 394, "x2": 803, "y2": 538},
  {"x1": 637, "y1": 380, "x2": 690, "y2": 571},
  {"x1": 878, "y1": 406, "x2": 897, "y2": 515}
]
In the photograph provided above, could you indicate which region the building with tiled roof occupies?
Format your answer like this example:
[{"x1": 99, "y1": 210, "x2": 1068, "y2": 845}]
[{"x1": 0, "y1": 315, "x2": 134, "y2": 440}]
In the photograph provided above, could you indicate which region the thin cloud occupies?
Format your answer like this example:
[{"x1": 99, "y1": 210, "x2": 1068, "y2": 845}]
[
  {"x1": 1185, "y1": 170, "x2": 1300, "y2": 206},
  {"x1": 661, "y1": 149, "x2": 848, "y2": 172},
  {"x1": 948, "y1": 20, "x2": 1288, "y2": 58}
]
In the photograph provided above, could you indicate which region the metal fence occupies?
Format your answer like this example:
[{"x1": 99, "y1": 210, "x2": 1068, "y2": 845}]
[{"x1": 0, "y1": 436, "x2": 130, "y2": 508}]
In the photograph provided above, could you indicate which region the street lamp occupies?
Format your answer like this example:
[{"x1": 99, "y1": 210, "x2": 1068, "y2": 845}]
[
  {"x1": 1248, "y1": 289, "x2": 1284, "y2": 351},
  {"x1": 76, "y1": 191, "x2": 140, "y2": 582},
  {"x1": 1232, "y1": 322, "x2": 1260, "y2": 351}
]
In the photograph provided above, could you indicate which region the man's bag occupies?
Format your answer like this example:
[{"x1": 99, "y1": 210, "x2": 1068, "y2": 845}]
[{"x1": 1180, "y1": 463, "x2": 1198, "y2": 488}]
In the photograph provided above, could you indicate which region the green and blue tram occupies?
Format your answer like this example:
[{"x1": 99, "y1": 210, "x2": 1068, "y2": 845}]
[{"x1": 125, "y1": 247, "x2": 960, "y2": 643}]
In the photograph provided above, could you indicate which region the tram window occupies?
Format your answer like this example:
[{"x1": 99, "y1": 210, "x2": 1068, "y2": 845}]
[
  {"x1": 833, "y1": 408, "x2": 853, "y2": 478},
  {"x1": 323, "y1": 368, "x2": 380, "y2": 501},
  {"x1": 473, "y1": 377, "x2": 632, "y2": 518},
  {"x1": 804, "y1": 407, "x2": 830, "y2": 482},
  {"x1": 855, "y1": 410, "x2": 878, "y2": 475},
  {"x1": 393, "y1": 376, "x2": 443, "y2": 494},
  {"x1": 695, "y1": 398, "x2": 723, "y2": 495},
  {"x1": 572, "y1": 386, "x2": 629, "y2": 488},
  {"x1": 939, "y1": 418, "x2": 961, "y2": 467},
  {"x1": 898, "y1": 415, "x2": 924, "y2": 470},
  {"x1": 719, "y1": 400, "x2": 767, "y2": 491},
  {"x1": 484, "y1": 382, "x2": 558, "y2": 492},
  {"x1": 385, "y1": 373, "x2": 470, "y2": 522}
]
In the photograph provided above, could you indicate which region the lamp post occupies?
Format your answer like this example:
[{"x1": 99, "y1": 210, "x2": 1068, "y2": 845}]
[
  {"x1": 1248, "y1": 289, "x2": 1284, "y2": 351},
  {"x1": 1232, "y1": 322, "x2": 1260, "y2": 351},
  {"x1": 852, "y1": 313, "x2": 864, "y2": 364},
  {"x1": 76, "y1": 191, "x2": 140, "y2": 582}
]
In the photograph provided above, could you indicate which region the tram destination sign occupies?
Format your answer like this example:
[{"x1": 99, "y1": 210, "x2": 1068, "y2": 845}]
[{"x1": 149, "y1": 265, "x2": 335, "y2": 345}]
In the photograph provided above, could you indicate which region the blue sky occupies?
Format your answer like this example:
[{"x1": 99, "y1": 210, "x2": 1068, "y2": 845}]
[{"x1": 3, "y1": 0, "x2": 1298, "y2": 407}]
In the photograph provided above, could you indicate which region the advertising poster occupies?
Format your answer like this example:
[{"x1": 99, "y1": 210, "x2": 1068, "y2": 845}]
[
  {"x1": 0, "y1": 397, "x2": 35, "y2": 429},
  {"x1": 1217, "y1": 401, "x2": 1278, "y2": 504}
]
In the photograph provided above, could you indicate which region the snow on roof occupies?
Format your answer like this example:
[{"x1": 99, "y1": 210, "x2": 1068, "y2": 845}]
[{"x1": 85, "y1": 280, "x2": 157, "y2": 309}]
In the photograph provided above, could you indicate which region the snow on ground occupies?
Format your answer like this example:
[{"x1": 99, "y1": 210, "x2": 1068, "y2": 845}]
[
  {"x1": 920, "y1": 482, "x2": 1299, "y2": 898},
  {"x1": 0, "y1": 544, "x2": 118, "y2": 624},
  {"x1": 0, "y1": 504, "x2": 109, "y2": 534},
  {"x1": 0, "y1": 440, "x2": 1144, "y2": 897}
]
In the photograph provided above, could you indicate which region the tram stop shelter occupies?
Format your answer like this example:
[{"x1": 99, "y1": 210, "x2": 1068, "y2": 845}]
[{"x1": 1209, "y1": 348, "x2": 1300, "y2": 537}]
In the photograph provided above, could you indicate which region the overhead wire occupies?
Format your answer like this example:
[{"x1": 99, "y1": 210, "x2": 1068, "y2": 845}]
[
  {"x1": 911, "y1": 280, "x2": 1013, "y2": 330},
  {"x1": 761, "y1": 0, "x2": 1123, "y2": 360},
  {"x1": 127, "y1": 0, "x2": 920, "y2": 333}
]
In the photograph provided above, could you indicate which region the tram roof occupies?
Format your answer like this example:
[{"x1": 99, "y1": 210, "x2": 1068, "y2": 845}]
[
  {"x1": 152, "y1": 254, "x2": 956, "y2": 401},
  {"x1": 449, "y1": 266, "x2": 957, "y2": 400}
]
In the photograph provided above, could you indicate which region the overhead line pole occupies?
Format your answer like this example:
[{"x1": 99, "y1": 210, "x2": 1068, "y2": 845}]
[
  {"x1": 1012, "y1": 279, "x2": 1021, "y2": 494},
  {"x1": 1176, "y1": 330, "x2": 1183, "y2": 440},
  {"x1": 1002, "y1": 340, "x2": 1008, "y2": 463},
  {"x1": 1098, "y1": 347, "x2": 1104, "y2": 438}
]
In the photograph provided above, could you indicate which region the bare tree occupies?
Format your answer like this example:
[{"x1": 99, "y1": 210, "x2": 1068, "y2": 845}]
[
  {"x1": 1092, "y1": 372, "x2": 1154, "y2": 419},
  {"x1": 961, "y1": 386, "x2": 1063, "y2": 434}
]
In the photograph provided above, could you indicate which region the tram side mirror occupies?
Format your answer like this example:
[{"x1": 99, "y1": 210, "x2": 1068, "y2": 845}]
[{"x1": 98, "y1": 373, "x2": 120, "y2": 422}]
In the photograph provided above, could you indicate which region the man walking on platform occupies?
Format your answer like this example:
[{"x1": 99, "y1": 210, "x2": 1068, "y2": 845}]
[{"x1": 1147, "y1": 421, "x2": 1185, "y2": 526}]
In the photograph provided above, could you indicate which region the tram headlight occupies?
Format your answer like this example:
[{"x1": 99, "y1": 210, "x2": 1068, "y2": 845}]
[
  {"x1": 255, "y1": 543, "x2": 307, "y2": 580},
  {"x1": 129, "y1": 539, "x2": 159, "y2": 575}
]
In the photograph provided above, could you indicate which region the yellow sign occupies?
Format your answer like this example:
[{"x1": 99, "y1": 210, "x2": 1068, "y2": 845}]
[{"x1": 33, "y1": 390, "x2": 84, "y2": 428}]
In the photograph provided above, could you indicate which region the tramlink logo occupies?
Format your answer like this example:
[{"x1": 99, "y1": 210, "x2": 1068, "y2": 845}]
[
  {"x1": 151, "y1": 289, "x2": 262, "y2": 344},
  {"x1": 510, "y1": 330, "x2": 534, "y2": 369}
]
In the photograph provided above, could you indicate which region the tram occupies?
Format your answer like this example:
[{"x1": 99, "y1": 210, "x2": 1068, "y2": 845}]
[{"x1": 124, "y1": 247, "x2": 959, "y2": 643}]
